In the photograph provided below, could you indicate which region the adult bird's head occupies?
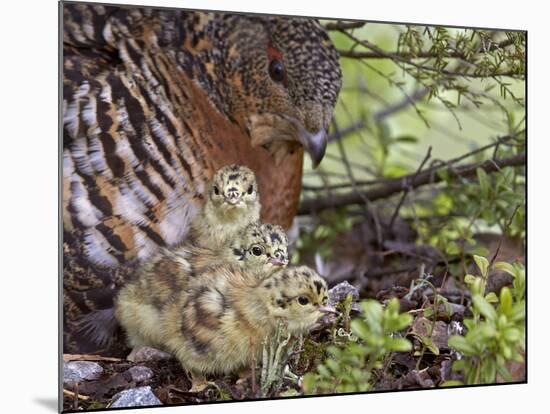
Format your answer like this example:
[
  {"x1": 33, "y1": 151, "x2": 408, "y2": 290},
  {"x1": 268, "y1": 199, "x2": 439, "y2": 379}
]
[
  {"x1": 175, "y1": 13, "x2": 342, "y2": 167},
  {"x1": 226, "y1": 16, "x2": 342, "y2": 167}
]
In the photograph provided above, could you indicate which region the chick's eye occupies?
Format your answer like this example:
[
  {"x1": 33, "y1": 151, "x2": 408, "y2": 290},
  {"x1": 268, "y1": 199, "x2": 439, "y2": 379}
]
[
  {"x1": 213, "y1": 186, "x2": 220, "y2": 195},
  {"x1": 247, "y1": 185, "x2": 254, "y2": 195},
  {"x1": 298, "y1": 296, "x2": 309, "y2": 306},
  {"x1": 268, "y1": 59, "x2": 286, "y2": 83},
  {"x1": 251, "y1": 246, "x2": 264, "y2": 256}
]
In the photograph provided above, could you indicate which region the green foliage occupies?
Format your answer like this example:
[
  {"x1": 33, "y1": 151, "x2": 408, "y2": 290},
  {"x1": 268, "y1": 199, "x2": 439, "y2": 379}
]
[
  {"x1": 303, "y1": 298, "x2": 412, "y2": 394},
  {"x1": 304, "y1": 24, "x2": 525, "y2": 185},
  {"x1": 447, "y1": 257, "x2": 525, "y2": 385},
  {"x1": 298, "y1": 22, "x2": 526, "y2": 394},
  {"x1": 414, "y1": 143, "x2": 525, "y2": 269}
]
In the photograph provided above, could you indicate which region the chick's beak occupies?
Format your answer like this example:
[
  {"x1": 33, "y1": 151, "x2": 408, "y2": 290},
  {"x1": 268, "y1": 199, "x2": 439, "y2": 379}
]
[
  {"x1": 317, "y1": 304, "x2": 339, "y2": 314},
  {"x1": 269, "y1": 257, "x2": 288, "y2": 266},
  {"x1": 224, "y1": 197, "x2": 241, "y2": 205},
  {"x1": 297, "y1": 127, "x2": 328, "y2": 168}
]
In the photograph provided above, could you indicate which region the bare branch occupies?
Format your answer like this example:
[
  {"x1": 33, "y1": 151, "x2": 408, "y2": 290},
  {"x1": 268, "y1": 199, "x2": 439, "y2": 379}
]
[
  {"x1": 302, "y1": 133, "x2": 522, "y2": 193},
  {"x1": 324, "y1": 21, "x2": 366, "y2": 31},
  {"x1": 298, "y1": 153, "x2": 525, "y2": 214}
]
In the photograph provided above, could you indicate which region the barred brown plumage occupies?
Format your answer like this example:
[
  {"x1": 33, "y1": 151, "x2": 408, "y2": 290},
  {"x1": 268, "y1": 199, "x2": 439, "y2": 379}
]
[{"x1": 62, "y1": 3, "x2": 341, "y2": 355}]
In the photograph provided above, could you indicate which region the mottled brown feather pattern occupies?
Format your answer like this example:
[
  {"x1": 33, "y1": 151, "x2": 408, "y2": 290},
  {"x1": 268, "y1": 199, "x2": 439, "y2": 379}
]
[{"x1": 63, "y1": 3, "x2": 341, "y2": 354}]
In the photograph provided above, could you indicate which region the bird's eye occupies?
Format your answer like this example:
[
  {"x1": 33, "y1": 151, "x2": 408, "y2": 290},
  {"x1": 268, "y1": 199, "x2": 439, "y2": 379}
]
[
  {"x1": 213, "y1": 186, "x2": 220, "y2": 195},
  {"x1": 251, "y1": 246, "x2": 264, "y2": 256},
  {"x1": 298, "y1": 296, "x2": 309, "y2": 305},
  {"x1": 247, "y1": 185, "x2": 254, "y2": 195},
  {"x1": 268, "y1": 59, "x2": 286, "y2": 83}
]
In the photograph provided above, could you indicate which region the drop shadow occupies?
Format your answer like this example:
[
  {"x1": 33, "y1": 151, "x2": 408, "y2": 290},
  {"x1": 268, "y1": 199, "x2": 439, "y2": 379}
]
[{"x1": 34, "y1": 397, "x2": 59, "y2": 412}]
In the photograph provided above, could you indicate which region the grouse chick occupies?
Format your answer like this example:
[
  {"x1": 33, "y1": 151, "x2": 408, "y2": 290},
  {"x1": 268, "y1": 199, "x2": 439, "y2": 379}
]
[
  {"x1": 230, "y1": 222, "x2": 289, "y2": 276},
  {"x1": 117, "y1": 265, "x2": 332, "y2": 375},
  {"x1": 115, "y1": 222, "x2": 289, "y2": 350},
  {"x1": 190, "y1": 164, "x2": 260, "y2": 250},
  {"x1": 163, "y1": 265, "x2": 333, "y2": 376}
]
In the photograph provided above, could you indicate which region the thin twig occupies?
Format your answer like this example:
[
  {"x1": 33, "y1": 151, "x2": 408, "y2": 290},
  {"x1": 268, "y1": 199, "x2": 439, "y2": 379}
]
[
  {"x1": 63, "y1": 354, "x2": 123, "y2": 362},
  {"x1": 489, "y1": 204, "x2": 522, "y2": 266},
  {"x1": 388, "y1": 146, "x2": 432, "y2": 230},
  {"x1": 64, "y1": 389, "x2": 90, "y2": 401},
  {"x1": 374, "y1": 88, "x2": 431, "y2": 122},
  {"x1": 327, "y1": 121, "x2": 366, "y2": 142},
  {"x1": 335, "y1": 120, "x2": 383, "y2": 246}
]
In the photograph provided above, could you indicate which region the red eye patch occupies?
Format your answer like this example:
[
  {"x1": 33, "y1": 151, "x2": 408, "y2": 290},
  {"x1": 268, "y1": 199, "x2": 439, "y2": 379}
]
[{"x1": 267, "y1": 45, "x2": 283, "y2": 61}]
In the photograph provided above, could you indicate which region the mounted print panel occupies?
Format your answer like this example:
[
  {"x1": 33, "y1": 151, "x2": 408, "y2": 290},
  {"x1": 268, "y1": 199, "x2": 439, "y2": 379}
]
[{"x1": 60, "y1": 1, "x2": 526, "y2": 411}]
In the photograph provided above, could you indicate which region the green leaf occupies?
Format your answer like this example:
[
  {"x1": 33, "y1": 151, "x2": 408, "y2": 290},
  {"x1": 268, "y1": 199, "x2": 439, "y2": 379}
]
[
  {"x1": 494, "y1": 261, "x2": 516, "y2": 277},
  {"x1": 448, "y1": 335, "x2": 476, "y2": 355},
  {"x1": 302, "y1": 373, "x2": 317, "y2": 394},
  {"x1": 477, "y1": 168, "x2": 490, "y2": 199},
  {"x1": 464, "y1": 274, "x2": 477, "y2": 285},
  {"x1": 387, "y1": 337, "x2": 413, "y2": 352},
  {"x1": 325, "y1": 358, "x2": 341, "y2": 375},
  {"x1": 350, "y1": 319, "x2": 370, "y2": 341},
  {"x1": 485, "y1": 292, "x2": 499, "y2": 303},
  {"x1": 501, "y1": 343, "x2": 512, "y2": 359},
  {"x1": 496, "y1": 365, "x2": 513, "y2": 382},
  {"x1": 510, "y1": 303, "x2": 526, "y2": 322},
  {"x1": 393, "y1": 313, "x2": 413, "y2": 331},
  {"x1": 473, "y1": 255, "x2": 490, "y2": 278},
  {"x1": 441, "y1": 380, "x2": 464, "y2": 387},
  {"x1": 421, "y1": 336, "x2": 440, "y2": 355},
  {"x1": 386, "y1": 297, "x2": 400, "y2": 315},
  {"x1": 473, "y1": 294, "x2": 497, "y2": 321},
  {"x1": 481, "y1": 359, "x2": 497, "y2": 383},
  {"x1": 317, "y1": 364, "x2": 331, "y2": 379},
  {"x1": 499, "y1": 287, "x2": 513, "y2": 316},
  {"x1": 503, "y1": 328, "x2": 522, "y2": 342}
]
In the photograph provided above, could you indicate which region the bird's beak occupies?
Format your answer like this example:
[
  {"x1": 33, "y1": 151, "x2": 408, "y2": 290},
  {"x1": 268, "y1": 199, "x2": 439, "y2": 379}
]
[
  {"x1": 269, "y1": 257, "x2": 288, "y2": 266},
  {"x1": 224, "y1": 197, "x2": 241, "y2": 205},
  {"x1": 317, "y1": 304, "x2": 339, "y2": 314},
  {"x1": 297, "y1": 127, "x2": 328, "y2": 168},
  {"x1": 246, "y1": 113, "x2": 328, "y2": 167}
]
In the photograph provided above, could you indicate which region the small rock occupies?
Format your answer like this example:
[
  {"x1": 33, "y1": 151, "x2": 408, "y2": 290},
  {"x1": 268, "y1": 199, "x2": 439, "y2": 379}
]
[
  {"x1": 126, "y1": 366, "x2": 154, "y2": 383},
  {"x1": 328, "y1": 281, "x2": 359, "y2": 304},
  {"x1": 63, "y1": 361, "x2": 103, "y2": 387},
  {"x1": 411, "y1": 317, "x2": 450, "y2": 350},
  {"x1": 110, "y1": 386, "x2": 162, "y2": 408},
  {"x1": 129, "y1": 346, "x2": 173, "y2": 362}
]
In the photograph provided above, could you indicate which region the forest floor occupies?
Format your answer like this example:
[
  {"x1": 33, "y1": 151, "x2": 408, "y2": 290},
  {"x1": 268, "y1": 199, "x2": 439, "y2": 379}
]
[{"x1": 62, "y1": 218, "x2": 525, "y2": 412}]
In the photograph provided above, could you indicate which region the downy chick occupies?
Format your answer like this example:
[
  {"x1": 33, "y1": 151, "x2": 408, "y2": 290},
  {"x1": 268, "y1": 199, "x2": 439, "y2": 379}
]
[
  {"x1": 190, "y1": 164, "x2": 260, "y2": 250},
  {"x1": 162, "y1": 265, "x2": 334, "y2": 376},
  {"x1": 115, "y1": 223, "x2": 289, "y2": 350}
]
